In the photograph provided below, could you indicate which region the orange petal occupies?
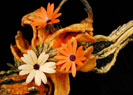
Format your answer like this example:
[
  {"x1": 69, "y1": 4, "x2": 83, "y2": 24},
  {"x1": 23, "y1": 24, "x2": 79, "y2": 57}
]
[
  {"x1": 56, "y1": 59, "x2": 67, "y2": 65},
  {"x1": 40, "y1": 7, "x2": 47, "y2": 18},
  {"x1": 60, "y1": 62, "x2": 68, "y2": 71},
  {"x1": 72, "y1": 39, "x2": 77, "y2": 53},
  {"x1": 49, "y1": 3, "x2": 54, "y2": 17},
  {"x1": 66, "y1": 61, "x2": 72, "y2": 72},
  {"x1": 52, "y1": 19, "x2": 60, "y2": 23},
  {"x1": 76, "y1": 46, "x2": 83, "y2": 57},
  {"x1": 53, "y1": 13, "x2": 62, "y2": 19},
  {"x1": 53, "y1": 7, "x2": 60, "y2": 16},
  {"x1": 47, "y1": 3, "x2": 51, "y2": 16},
  {"x1": 72, "y1": 63, "x2": 76, "y2": 77},
  {"x1": 54, "y1": 55, "x2": 68, "y2": 60},
  {"x1": 57, "y1": 48, "x2": 69, "y2": 56}
]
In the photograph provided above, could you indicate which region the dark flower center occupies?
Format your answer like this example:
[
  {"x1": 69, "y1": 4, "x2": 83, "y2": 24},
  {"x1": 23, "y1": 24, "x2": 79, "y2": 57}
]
[
  {"x1": 46, "y1": 18, "x2": 51, "y2": 23},
  {"x1": 69, "y1": 55, "x2": 76, "y2": 61},
  {"x1": 34, "y1": 64, "x2": 40, "y2": 70}
]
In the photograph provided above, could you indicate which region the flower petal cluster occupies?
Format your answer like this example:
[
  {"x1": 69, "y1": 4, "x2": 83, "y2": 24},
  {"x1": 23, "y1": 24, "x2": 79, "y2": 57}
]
[
  {"x1": 31, "y1": 3, "x2": 62, "y2": 29},
  {"x1": 54, "y1": 40, "x2": 86, "y2": 77},
  {"x1": 18, "y1": 50, "x2": 56, "y2": 86}
]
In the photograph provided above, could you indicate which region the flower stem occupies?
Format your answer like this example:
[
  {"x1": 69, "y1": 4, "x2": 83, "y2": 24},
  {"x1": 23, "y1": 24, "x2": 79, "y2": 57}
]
[
  {"x1": 80, "y1": 0, "x2": 92, "y2": 14},
  {"x1": 58, "y1": 0, "x2": 68, "y2": 8}
]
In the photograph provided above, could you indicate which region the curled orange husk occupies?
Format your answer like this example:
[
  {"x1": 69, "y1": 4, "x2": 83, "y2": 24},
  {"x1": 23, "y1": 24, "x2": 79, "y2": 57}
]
[
  {"x1": 42, "y1": 23, "x2": 95, "y2": 49},
  {"x1": 0, "y1": 71, "x2": 53, "y2": 95},
  {"x1": 15, "y1": 31, "x2": 30, "y2": 54},
  {"x1": 49, "y1": 73, "x2": 70, "y2": 95},
  {"x1": 11, "y1": 21, "x2": 96, "y2": 95},
  {"x1": 10, "y1": 45, "x2": 23, "y2": 62},
  {"x1": 10, "y1": 1, "x2": 97, "y2": 95},
  {"x1": 76, "y1": 33, "x2": 96, "y2": 43}
]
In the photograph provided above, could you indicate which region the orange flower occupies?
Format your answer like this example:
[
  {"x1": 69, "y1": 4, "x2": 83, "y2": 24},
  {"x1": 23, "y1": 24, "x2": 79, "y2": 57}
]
[
  {"x1": 31, "y1": 3, "x2": 62, "y2": 29},
  {"x1": 54, "y1": 40, "x2": 86, "y2": 77}
]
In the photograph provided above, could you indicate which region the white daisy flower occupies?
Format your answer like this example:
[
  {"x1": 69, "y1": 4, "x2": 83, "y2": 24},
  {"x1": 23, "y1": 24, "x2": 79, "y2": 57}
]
[{"x1": 18, "y1": 50, "x2": 56, "y2": 86}]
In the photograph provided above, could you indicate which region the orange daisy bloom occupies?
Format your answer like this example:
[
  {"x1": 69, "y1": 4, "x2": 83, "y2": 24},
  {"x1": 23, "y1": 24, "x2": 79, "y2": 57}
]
[
  {"x1": 31, "y1": 3, "x2": 62, "y2": 29},
  {"x1": 54, "y1": 40, "x2": 86, "y2": 77}
]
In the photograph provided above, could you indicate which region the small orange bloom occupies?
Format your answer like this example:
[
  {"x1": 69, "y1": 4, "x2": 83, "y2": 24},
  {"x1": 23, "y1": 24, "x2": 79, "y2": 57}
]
[
  {"x1": 31, "y1": 3, "x2": 62, "y2": 29},
  {"x1": 54, "y1": 40, "x2": 86, "y2": 77}
]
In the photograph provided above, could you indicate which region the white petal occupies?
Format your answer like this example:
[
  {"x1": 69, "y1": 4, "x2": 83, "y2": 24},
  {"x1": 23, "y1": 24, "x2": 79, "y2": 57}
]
[
  {"x1": 40, "y1": 71, "x2": 47, "y2": 84},
  {"x1": 28, "y1": 50, "x2": 38, "y2": 64},
  {"x1": 22, "y1": 54, "x2": 34, "y2": 65},
  {"x1": 40, "y1": 64, "x2": 56, "y2": 74},
  {"x1": 40, "y1": 62, "x2": 56, "y2": 72},
  {"x1": 21, "y1": 56, "x2": 32, "y2": 65},
  {"x1": 35, "y1": 71, "x2": 42, "y2": 86},
  {"x1": 19, "y1": 70, "x2": 31, "y2": 75},
  {"x1": 42, "y1": 62, "x2": 56, "y2": 68},
  {"x1": 44, "y1": 68, "x2": 56, "y2": 73},
  {"x1": 26, "y1": 70, "x2": 35, "y2": 84},
  {"x1": 38, "y1": 52, "x2": 49, "y2": 65},
  {"x1": 18, "y1": 64, "x2": 33, "y2": 70}
]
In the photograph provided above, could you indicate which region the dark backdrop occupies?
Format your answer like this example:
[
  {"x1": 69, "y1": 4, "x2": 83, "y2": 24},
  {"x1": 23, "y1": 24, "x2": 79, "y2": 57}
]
[{"x1": 0, "y1": 0, "x2": 133, "y2": 95}]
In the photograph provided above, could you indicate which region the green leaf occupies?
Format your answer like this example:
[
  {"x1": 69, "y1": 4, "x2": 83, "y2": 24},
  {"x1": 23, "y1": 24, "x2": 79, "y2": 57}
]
[{"x1": 7, "y1": 63, "x2": 16, "y2": 70}]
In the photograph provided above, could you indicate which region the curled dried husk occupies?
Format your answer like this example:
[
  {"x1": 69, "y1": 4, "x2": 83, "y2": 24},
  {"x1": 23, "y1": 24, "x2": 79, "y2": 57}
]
[
  {"x1": 0, "y1": 70, "x2": 53, "y2": 95},
  {"x1": 93, "y1": 20, "x2": 133, "y2": 73},
  {"x1": 8, "y1": 0, "x2": 133, "y2": 94}
]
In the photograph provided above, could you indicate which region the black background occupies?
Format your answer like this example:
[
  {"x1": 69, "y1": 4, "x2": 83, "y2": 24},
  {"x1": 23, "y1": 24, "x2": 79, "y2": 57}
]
[{"x1": 0, "y1": 0, "x2": 133, "y2": 95}]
